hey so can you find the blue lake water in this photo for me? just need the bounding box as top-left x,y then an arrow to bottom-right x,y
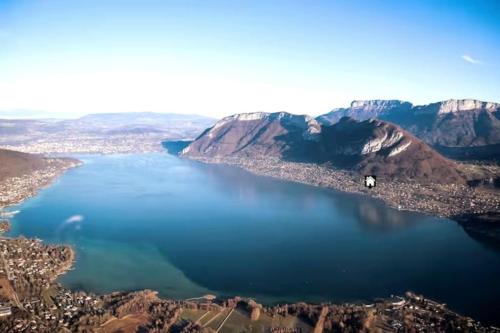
6,153 -> 500,324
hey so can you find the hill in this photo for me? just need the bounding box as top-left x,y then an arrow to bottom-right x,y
0,148 -> 80,207
0,149 -> 51,180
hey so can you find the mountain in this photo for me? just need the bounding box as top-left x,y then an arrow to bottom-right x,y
319,117 -> 463,183
60,112 -> 214,134
317,100 -> 413,125
182,112 -> 321,161
0,148 -> 52,180
403,100 -> 500,154
182,112 -> 463,184
317,99 -> 500,160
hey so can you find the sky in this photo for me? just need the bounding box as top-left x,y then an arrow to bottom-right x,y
0,0 -> 499,118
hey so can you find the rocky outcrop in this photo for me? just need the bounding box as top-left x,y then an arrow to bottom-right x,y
413,99 -> 500,114
317,99 -> 500,160
405,100 -> 500,149
319,118 -> 464,183
182,113 -> 464,184
317,100 -> 413,125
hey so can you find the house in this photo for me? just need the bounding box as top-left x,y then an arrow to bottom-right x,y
364,175 -> 376,188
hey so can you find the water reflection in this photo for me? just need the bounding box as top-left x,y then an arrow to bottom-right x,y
189,160 -> 420,232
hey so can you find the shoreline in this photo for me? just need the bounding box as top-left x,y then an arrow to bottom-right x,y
0,157 -> 82,210
0,153 -> 498,331
184,154 -> 500,245
183,155 -> 500,225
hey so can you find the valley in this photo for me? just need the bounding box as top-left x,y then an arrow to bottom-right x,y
179,106 -> 500,242
0,113 -> 215,154
0,100 -> 499,332
1,154 -> 499,332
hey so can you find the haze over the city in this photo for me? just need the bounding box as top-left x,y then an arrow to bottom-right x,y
0,0 -> 499,118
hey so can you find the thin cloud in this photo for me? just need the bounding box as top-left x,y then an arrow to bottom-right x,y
56,214 -> 85,233
64,215 -> 84,224
461,54 -> 481,65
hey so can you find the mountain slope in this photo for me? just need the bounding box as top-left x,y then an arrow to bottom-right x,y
0,148 -> 50,180
182,112 -> 463,184
182,112 -> 321,161
404,100 -> 500,147
319,118 -> 463,183
317,99 -> 500,160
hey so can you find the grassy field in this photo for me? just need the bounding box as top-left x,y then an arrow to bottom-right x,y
180,307 -> 314,333
96,313 -> 151,333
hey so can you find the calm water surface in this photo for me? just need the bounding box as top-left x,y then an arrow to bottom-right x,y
7,153 -> 500,324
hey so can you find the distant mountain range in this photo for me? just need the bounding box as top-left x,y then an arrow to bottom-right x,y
182,111 -> 464,184
61,112 -> 215,134
317,99 -> 500,160
0,112 -> 215,153
0,112 -> 215,138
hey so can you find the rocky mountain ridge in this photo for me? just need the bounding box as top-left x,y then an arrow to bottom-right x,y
182,112 -> 464,184
319,118 -> 463,183
317,99 -> 500,160
414,99 -> 500,114
183,112 -> 321,161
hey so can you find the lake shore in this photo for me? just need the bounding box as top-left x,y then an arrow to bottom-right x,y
0,157 -> 82,209
0,216 -> 496,332
0,153 -> 498,331
184,155 -> 500,238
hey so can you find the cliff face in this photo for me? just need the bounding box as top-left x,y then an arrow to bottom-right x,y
317,100 -> 413,125
182,113 -> 463,184
317,99 -> 500,159
319,118 -> 463,183
413,99 -> 500,114
405,100 -> 500,148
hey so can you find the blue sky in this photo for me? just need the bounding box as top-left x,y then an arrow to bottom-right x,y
0,0 -> 499,118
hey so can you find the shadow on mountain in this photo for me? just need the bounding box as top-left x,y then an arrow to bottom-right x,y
275,132 -> 322,163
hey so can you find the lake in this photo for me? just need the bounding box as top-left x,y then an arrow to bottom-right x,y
7,153 -> 500,324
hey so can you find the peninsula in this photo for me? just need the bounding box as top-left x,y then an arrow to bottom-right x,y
0,148 -> 81,209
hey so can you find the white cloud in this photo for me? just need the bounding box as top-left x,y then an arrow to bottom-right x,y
461,54 -> 481,65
